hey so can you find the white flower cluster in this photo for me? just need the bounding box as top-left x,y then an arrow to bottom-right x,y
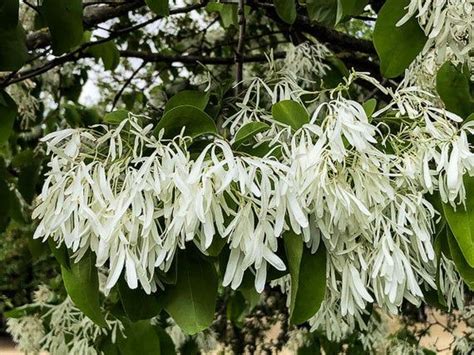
398,0 -> 474,68
7,286 -> 123,355
33,44 -> 472,338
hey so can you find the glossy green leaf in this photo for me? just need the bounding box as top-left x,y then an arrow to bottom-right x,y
104,110 -> 129,124
233,122 -> 270,148
118,320 -> 161,355
42,0 -> 84,55
87,40 -> 120,71
442,175 -> 474,267
0,91 -> 17,145
373,0 -> 427,78
284,231 -> 327,324
272,100 -> 309,131
436,61 -> 474,118
118,277 -> 163,321
164,90 -> 210,114
145,0 -> 169,16
274,0 -> 296,24
61,253 -> 107,327
154,105 -> 217,139
164,253 -> 218,334
447,228 -> 474,290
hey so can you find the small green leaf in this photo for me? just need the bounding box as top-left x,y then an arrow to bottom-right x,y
338,0 -> 369,22
274,0 -> 296,24
61,252 -> 107,327
145,0 -> 169,16
118,277 -> 163,321
118,320 -> 161,355
0,91 -> 17,144
154,105 -> 217,139
206,3 -> 238,28
233,122 -> 270,148
156,326 -> 177,355
5,304 -> 41,319
272,100 -> 309,131
87,40 -> 120,71
104,110 -> 129,124
362,98 -> 377,118
42,0 -> 84,55
164,90 -> 210,114
436,61 -> 474,119
374,0 -> 427,78
307,0 -> 338,26
284,231 -> 327,324
164,252 -> 218,334
447,228 -> 474,290
442,175 -> 474,267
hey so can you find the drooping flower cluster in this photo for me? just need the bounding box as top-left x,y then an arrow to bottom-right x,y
6,286 -> 123,355
33,43 -> 473,339
398,0 -> 474,69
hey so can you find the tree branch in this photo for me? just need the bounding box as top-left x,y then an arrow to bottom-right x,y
235,0 -> 246,95
112,60 -> 147,109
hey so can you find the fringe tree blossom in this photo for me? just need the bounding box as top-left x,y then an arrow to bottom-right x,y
33,44 -> 472,339
7,286 -> 123,355
398,0 -> 474,68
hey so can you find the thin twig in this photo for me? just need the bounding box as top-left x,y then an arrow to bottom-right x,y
111,61 -> 147,110
235,0 -> 246,95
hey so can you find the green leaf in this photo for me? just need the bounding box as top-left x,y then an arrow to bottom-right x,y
118,320 -> 161,355
373,0 -> 427,78
436,61 -> 474,118
154,105 -> 217,139
48,240 -> 70,269
145,0 -> 169,16
87,40 -> 120,71
206,3 -> 238,28
5,304 -> 41,319
156,326 -> 177,355
447,228 -> 474,290
0,91 -> 17,144
61,252 -> 107,327
233,122 -> 270,148
164,252 -> 218,334
307,0 -> 338,26
272,100 -> 309,131
339,0 -> 369,21
118,277 -> 163,321
42,0 -> 84,55
0,0 -> 28,71
0,0 -> 19,30
442,175 -> 474,268
362,98 -> 377,118
104,110 -> 129,124
274,0 -> 296,24
0,24 -> 28,71
164,90 -> 210,114
283,231 -> 327,324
